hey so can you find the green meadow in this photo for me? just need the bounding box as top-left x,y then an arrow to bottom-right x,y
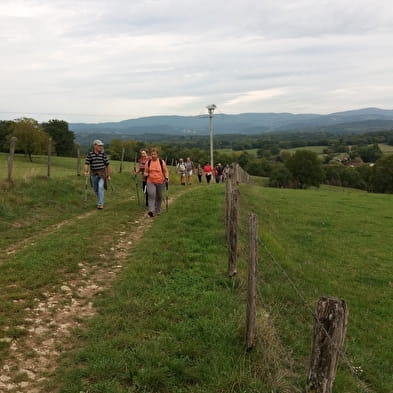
0,153 -> 392,392
379,143 -> 393,154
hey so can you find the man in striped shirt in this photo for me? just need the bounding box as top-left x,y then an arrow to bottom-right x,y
84,139 -> 111,209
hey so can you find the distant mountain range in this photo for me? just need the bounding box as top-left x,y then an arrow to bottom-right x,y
70,107 -> 393,143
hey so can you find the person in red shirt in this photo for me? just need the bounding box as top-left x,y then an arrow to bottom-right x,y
203,162 -> 213,184
144,148 -> 169,217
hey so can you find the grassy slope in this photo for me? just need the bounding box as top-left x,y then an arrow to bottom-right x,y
53,185 -> 289,393
1,154 -> 392,392
240,184 -> 393,392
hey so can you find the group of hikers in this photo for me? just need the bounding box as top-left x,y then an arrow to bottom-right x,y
175,158 -> 228,185
84,139 -> 228,217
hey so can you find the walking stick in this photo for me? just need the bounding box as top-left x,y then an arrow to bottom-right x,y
134,153 -> 140,205
108,178 -> 115,192
84,175 -> 88,204
165,180 -> 169,212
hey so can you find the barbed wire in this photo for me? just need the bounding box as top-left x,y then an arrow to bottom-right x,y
225,170 -> 373,393
257,234 -> 373,393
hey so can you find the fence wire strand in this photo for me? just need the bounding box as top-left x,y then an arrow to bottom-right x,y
225,169 -> 373,393
257,229 -> 373,393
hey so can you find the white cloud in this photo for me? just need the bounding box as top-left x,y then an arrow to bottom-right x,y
1,0 -> 393,122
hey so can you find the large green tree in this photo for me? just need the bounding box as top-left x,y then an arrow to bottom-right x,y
285,150 -> 324,188
0,120 -> 13,152
12,118 -> 49,162
41,119 -> 75,156
108,139 -> 141,161
370,154 -> 393,193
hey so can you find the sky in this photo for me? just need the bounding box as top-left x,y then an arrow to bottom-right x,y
1,0 -> 393,123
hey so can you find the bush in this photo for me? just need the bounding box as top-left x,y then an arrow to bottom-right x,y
269,166 -> 293,188
370,154 -> 393,193
285,150 -> 324,188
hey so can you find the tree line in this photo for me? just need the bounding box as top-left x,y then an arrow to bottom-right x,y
2,117 -> 393,193
0,118 -> 75,161
266,149 -> 393,194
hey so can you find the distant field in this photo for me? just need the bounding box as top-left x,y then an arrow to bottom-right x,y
217,146 -> 328,156
216,148 -> 258,156
379,143 -> 393,154
283,145 -> 327,154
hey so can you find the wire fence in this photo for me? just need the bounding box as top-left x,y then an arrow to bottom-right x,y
225,163 -> 374,393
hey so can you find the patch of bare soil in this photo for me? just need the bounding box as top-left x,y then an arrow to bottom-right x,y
0,191 -> 184,392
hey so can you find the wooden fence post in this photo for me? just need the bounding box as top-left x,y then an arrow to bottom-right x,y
76,144 -> 81,176
225,168 -> 233,242
306,296 -> 348,393
47,137 -> 52,178
228,188 -> 239,277
119,145 -> 125,173
7,136 -> 17,182
246,213 -> 258,350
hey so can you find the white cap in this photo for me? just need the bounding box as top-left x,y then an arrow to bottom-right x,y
93,139 -> 104,146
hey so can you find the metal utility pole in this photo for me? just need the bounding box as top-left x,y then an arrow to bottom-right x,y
207,104 -> 216,168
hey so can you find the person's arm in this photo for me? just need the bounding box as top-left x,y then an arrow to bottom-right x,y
106,164 -> 111,180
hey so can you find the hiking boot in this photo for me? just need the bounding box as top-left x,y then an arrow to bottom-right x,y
148,211 -> 154,217
97,205 -> 104,209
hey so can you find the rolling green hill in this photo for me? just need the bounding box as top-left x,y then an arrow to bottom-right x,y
0,157 -> 392,392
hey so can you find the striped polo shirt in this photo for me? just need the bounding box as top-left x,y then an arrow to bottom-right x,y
85,151 -> 109,172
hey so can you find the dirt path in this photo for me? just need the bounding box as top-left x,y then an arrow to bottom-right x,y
0,192 -> 185,392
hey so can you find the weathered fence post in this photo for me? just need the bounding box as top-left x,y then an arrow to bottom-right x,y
7,136 -> 17,182
47,137 -> 52,178
306,296 -> 348,393
225,167 -> 233,242
119,145 -> 125,173
246,213 -> 258,351
76,143 -> 81,176
228,188 -> 239,277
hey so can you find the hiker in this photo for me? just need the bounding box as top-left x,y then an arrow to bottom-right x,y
176,158 -> 186,185
144,147 -> 169,217
84,139 -> 111,209
134,149 -> 150,206
223,164 -> 230,182
196,163 -> 203,184
203,162 -> 213,184
215,162 -> 224,183
185,157 -> 194,185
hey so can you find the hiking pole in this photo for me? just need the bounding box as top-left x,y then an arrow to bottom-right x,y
165,180 -> 169,212
108,178 -> 115,192
84,175 -> 88,204
134,153 -> 140,205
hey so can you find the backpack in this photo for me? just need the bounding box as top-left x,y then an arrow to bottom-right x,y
146,159 -> 166,178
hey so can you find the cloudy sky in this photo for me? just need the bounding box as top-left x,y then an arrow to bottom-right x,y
1,0 -> 393,123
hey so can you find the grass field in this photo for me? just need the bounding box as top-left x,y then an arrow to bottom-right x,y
379,143 -> 393,154
0,154 -> 392,392
239,184 -> 393,392
217,146 -> 327,156
282,145 -> 327,154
